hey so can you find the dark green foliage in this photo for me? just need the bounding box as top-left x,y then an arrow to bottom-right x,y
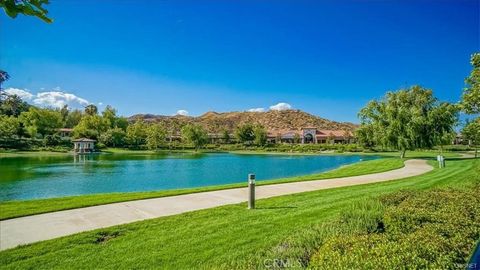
0,94 -> 30,116
462,53 -> 480,114
309,187 -> 480,269
358,86 -> 458,158
235,123 -> 255,145
0,0 -> 52,23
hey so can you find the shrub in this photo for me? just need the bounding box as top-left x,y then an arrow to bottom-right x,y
309,187 -> 480,269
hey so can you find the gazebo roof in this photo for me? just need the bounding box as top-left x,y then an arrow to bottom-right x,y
72,138 -> 96,142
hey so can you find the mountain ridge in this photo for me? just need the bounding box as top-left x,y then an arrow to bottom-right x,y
129,110 -> 357,133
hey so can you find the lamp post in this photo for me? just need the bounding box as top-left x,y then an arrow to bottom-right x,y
248,174 -> 255,209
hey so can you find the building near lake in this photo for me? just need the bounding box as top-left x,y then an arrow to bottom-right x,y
266,128 -> 354,144
73,138 -> 96,154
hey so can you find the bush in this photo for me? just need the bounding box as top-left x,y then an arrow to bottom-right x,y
309,187 -> 480,269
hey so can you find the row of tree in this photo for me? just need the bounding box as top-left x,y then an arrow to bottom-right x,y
0,91 -> 272,150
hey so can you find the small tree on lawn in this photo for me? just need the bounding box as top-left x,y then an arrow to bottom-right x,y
462,118 -> 480,158
146,123 -> 167,150
253,125 -> 267,146
358,86 -> 458,158
235,124 -> 255,145
181,124 -> 208,151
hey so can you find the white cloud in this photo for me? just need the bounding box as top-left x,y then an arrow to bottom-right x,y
4,88 -> 34,100
176,109 -> 189,116
3,87 -> 90,109
247,108 -> 265,112
98,102 -> 103,106
33,91 -> 89,108
269,102 -> 292,111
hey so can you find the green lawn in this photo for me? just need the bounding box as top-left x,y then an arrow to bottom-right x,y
1,158 -> 478,269
0,158 -> 404,220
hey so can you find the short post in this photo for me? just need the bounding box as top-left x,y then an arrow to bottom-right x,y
248,173 -> 255,209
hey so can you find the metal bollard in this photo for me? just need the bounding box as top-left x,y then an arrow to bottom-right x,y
248,174 -> 255,209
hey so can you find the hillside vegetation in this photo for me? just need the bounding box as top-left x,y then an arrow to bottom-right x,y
130,109 -> 357,133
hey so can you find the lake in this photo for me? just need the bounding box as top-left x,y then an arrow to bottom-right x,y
0,153 -> 379,201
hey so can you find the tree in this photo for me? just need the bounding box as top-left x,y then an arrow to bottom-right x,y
126,120 -> 147,148
99,127 -> 126,147
0,115 -> 20,139
115,117 -> 129,131
102,105 -> 117,128
461,53 -> 480,114
235,124 -> 255,145
358,86 -> 458,158
429,102 -> 459,154
221,129 -> 231,144
462,118 -> 480,158
73,115 -> 109,139
181,124 -> 208,151
1,0 -> 52,23
253,125 -> 267,146
146,124 -> 167,150
59,105 -> 69,124
65,109 -> 83,128
0,94 -> 30,116
84,104 -> 98,116
19,107 -> 62,138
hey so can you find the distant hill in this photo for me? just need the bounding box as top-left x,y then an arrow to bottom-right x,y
129,110 -> 357,133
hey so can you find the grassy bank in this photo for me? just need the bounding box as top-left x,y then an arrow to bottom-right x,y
0,158 -> 404,220
0,159 -> 478,269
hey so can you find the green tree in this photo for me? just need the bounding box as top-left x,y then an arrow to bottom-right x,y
0,115 -> 20,139
115,117 -> 129,131
73,115 -> 109,139
19,107 -> 62,138
181,124 -> 208,151
126,120 -> 147,148
462,118 -> 480,158
0,94 -> 30,116
429,102 -> 459,154
1,0 -> 52,23
235,124 -> 255,145
146,124 -> 167,150
84,104 -> 98,116
99,127 -> 126,147
461,53 -> 480,114
358,86 -> 457,158
65,109 -> 83,128
102,105 -> 117,128
221,129 -> 231,144
59,105 -> 69,124
253,125 -> 267,146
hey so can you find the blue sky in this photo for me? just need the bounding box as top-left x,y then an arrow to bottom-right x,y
1,0 -> 478,122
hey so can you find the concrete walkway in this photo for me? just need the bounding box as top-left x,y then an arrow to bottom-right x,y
0,159 -> 432,250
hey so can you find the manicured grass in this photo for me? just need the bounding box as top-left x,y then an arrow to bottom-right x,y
1,159 -> 478,269
0,158 -> 404,220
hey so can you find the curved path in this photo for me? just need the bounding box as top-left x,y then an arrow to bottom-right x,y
0,159 -> 432,250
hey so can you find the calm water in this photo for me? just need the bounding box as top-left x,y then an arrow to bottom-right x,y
0,153 -> 379,201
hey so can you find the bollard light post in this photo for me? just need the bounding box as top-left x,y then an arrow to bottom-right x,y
248,173 -> 255,209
